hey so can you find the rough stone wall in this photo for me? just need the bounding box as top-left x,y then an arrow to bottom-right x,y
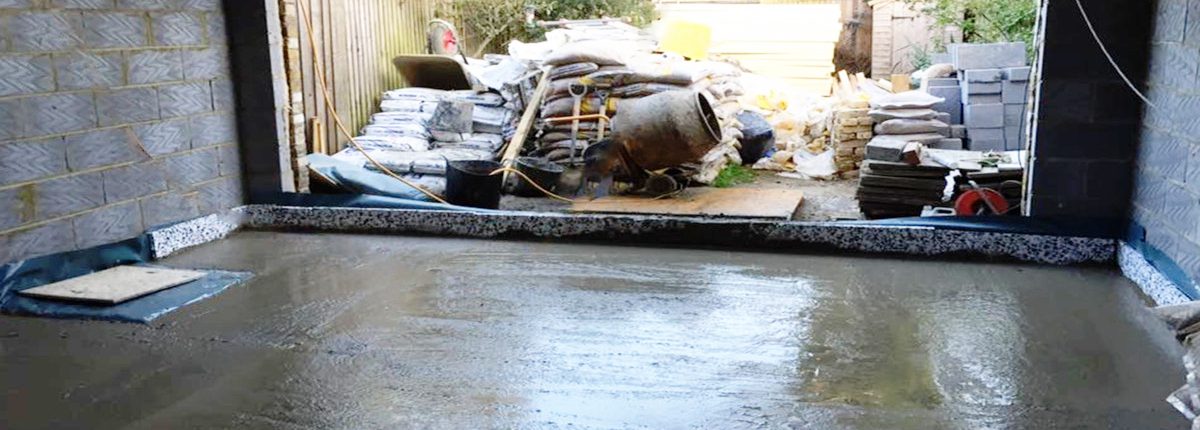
1129,0 -> 1200,292
0,0 -> 241,265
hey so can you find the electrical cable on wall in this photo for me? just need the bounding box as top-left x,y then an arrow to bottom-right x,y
1073,0 -> 1159,110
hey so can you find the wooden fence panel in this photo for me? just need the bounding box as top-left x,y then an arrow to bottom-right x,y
287,0 -> 442,156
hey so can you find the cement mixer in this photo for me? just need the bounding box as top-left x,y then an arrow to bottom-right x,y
583,90 -> 723,197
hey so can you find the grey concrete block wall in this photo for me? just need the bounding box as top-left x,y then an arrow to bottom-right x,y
1129,0 -> 1200,281
0,0 -> 242,265
1029,0 -> 1152,217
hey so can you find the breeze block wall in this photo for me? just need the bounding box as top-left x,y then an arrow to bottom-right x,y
1128,0 -> 1200,297
1028,0 -> 1153,218
0,0 -> 241,265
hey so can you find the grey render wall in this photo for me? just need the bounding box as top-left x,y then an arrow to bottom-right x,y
1028,0 -> 1153,218
1129,0 -> 1200,295
0,0 -> 242,265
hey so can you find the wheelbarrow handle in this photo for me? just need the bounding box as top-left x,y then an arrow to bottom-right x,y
545,114 -> 609,141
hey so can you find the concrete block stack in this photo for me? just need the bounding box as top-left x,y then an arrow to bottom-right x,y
925,43 -> 1030,152
831,103 -> 873,174
1001,66 -> 1031,150
926,78 -> 962,126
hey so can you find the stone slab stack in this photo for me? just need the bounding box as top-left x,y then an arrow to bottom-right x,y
857,160 -> 953,219
865,91 -> 954,151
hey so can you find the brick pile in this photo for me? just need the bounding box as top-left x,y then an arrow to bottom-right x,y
830,101 -> 872,176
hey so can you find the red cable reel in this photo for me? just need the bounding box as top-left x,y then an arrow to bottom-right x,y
954,188 -> 1010,216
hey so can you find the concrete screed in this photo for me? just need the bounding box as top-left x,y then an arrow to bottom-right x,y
0,231 -> 1186,429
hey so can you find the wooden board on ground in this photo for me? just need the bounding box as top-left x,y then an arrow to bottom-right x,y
571,188 -> 805,220
19,266 -> 207,305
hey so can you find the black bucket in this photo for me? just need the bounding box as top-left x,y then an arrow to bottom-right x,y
512,157 -> 564,197
445,160 -> 503,209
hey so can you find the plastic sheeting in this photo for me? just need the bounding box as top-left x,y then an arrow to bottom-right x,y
0,236 -> 251,323
309,153 -> 437,201
1127,220 -> 1199,300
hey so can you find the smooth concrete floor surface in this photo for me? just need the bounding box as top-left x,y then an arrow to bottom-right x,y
0,232 -> 1187,429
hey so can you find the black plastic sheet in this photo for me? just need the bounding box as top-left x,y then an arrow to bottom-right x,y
0,235 -> 251,324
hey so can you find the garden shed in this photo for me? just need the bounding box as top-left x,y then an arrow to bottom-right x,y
868,0 -> 946,77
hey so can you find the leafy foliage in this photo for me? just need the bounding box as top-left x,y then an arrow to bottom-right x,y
438,0 -> 658,56
713,165 -> 756,189
904,0 -> 1038,61
909,42 -> 934,71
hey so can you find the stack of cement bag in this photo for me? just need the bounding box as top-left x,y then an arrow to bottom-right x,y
532,43 -> 631,164
331,87 -> 517,193
530,41 -> 748,181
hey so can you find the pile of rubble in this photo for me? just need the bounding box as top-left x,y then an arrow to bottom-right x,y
740,75 -> 834,176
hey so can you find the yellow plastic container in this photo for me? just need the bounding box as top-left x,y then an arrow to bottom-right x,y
659,20 -> 712,60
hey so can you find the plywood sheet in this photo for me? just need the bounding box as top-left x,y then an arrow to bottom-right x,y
571,188 -> 804,219
19,266 -> 207,305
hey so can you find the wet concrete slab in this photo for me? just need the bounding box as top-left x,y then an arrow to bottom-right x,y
0,231 -> 1187,429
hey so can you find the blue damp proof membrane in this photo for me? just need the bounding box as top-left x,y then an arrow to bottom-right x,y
844,215 -> 1123,238
0,236 -> 252,324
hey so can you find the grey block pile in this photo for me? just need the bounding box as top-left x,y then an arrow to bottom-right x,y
927,82 -> 962,125
924,43 -> 1030,152
1001,66 -> 1031,151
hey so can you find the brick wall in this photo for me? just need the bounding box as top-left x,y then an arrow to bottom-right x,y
0,0 -> 241,265
1129,0 -> 1200,293
1028,0 -> 1153,217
